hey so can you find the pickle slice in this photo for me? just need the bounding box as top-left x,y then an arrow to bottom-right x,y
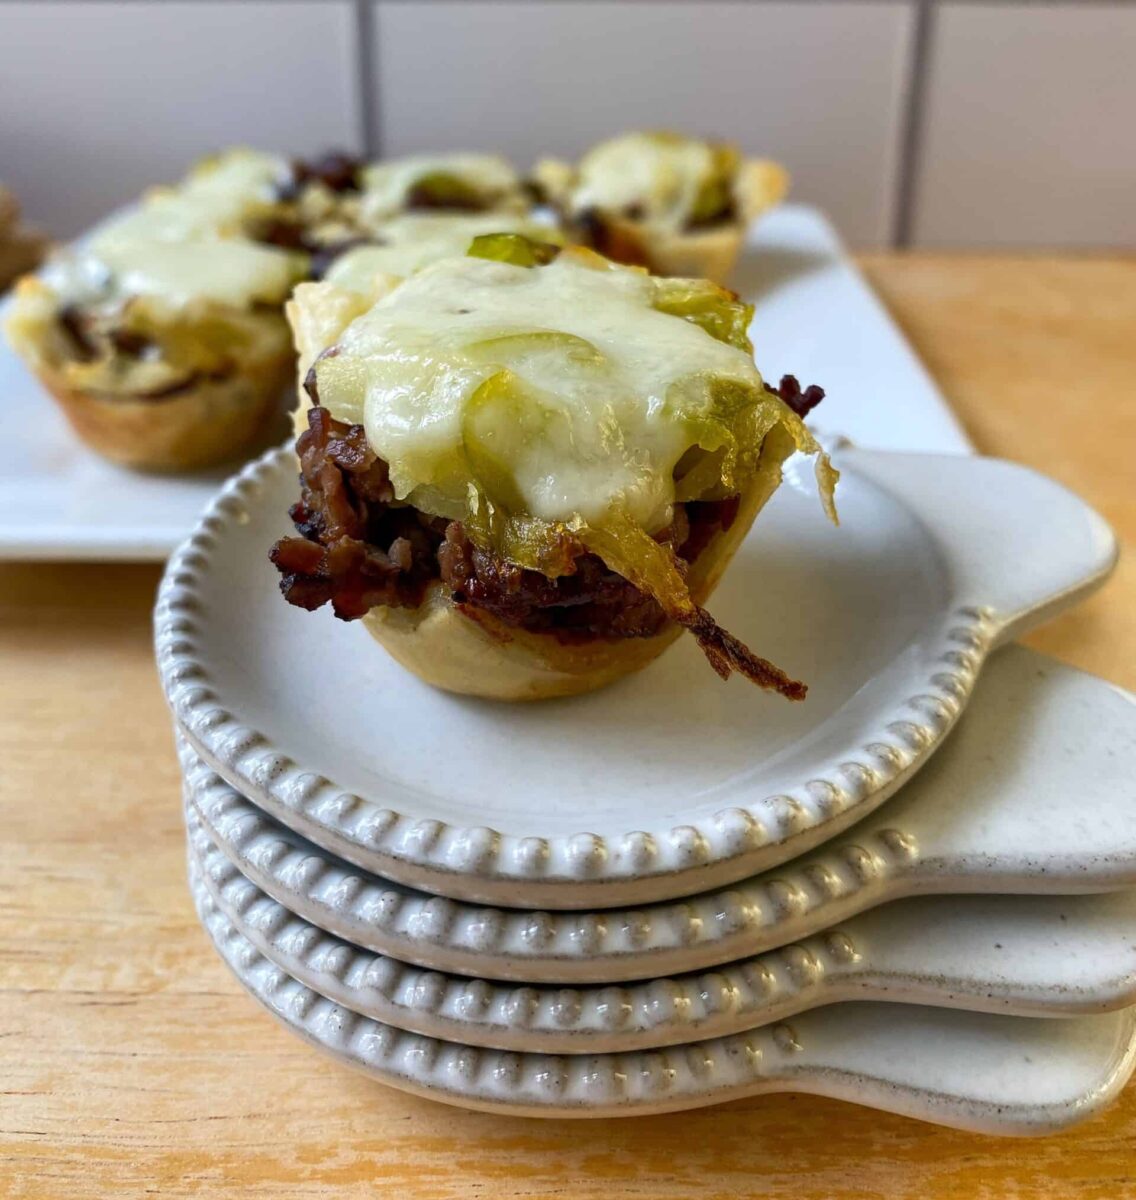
405,171 -> 485,210
464,330 -> 607,372
466,232 -> 562,268
689,144 -> 741,225
651,279 -> 753,352
460,369 -> 540,514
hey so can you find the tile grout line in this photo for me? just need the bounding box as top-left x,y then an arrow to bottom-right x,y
891,0 -> 936,249
354,0 -> 380,159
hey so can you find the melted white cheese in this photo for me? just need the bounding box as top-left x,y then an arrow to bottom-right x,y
316,252 -> 761,531
325,213 -> 557,294
49,151 -> 297,310
84,238 -> 301,309
359,154 -> 523,223
184,148 -> 285,201
94,149 -> 285,247
570,133 -> 715,229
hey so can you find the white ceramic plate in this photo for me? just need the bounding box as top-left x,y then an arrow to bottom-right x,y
158,439 -> 1115,908
187,829 -> 1136,1055
190,879 -> 1136,1128
181,645 -> 1136,983
0,205 -> 968,562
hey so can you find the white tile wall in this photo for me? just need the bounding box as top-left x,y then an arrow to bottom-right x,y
0,2 -> 1131,250
372,1 -> 916,247
913,5 -> 1136,248
0,2 -> 362,239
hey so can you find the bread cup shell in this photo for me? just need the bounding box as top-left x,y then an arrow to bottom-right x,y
34,358 -> 292,472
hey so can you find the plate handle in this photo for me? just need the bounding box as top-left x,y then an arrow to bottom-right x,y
836,449 -> 1117,647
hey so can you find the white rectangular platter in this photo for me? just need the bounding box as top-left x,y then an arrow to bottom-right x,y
0,204 -> 971,561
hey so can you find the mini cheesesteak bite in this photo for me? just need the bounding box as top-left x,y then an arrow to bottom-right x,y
4,149 -> 316,470
271,234 -> 836,701
534,132 -> 788,281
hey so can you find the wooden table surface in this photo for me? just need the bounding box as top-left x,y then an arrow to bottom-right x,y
2,254 -> 1134,1198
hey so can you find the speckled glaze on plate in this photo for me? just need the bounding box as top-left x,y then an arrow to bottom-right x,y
189,877 -> 1136,1128
155,439 -> 1115,908
187,829 -> 1136,1055
181,645 -> 1136,984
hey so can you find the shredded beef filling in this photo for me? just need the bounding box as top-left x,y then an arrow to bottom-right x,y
58,304 -> 99,362
271,405 -> 729,635
270,411 -> 444,619
271,405 -> 811,697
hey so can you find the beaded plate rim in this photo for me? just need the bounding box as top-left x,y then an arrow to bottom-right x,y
189,870 -> 1136,1127
187,821 -> 1136,1055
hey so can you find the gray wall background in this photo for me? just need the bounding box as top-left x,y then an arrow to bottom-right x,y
1,0 -> 1132,249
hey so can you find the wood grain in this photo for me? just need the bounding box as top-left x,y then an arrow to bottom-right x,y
859,254 -> 1136,692
2,254 -> 1134,1198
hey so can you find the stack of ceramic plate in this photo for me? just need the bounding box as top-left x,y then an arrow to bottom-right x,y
156,440 -> 1136,1132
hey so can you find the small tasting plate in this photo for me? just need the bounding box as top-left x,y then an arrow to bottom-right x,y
159,445 -> 1115,909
